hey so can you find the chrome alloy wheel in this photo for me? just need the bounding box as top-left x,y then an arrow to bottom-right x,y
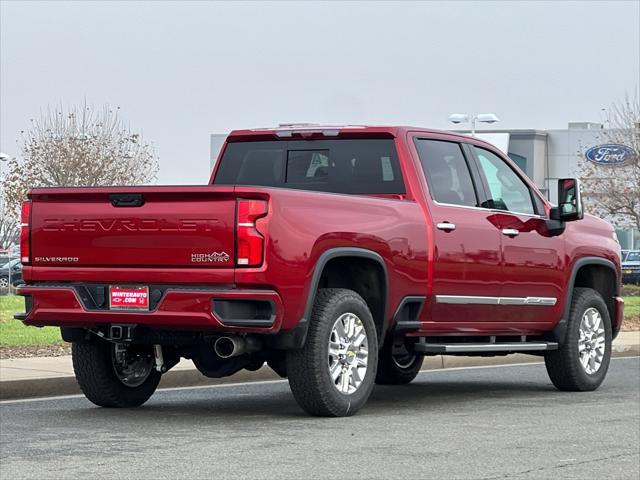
578,307 -> 606,375
0,277 -> 8,289
112,344 -> 154,387
328,312 -> 369,394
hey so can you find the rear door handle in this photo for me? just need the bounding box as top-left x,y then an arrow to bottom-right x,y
436,222 -> 456,231
502,228 -> 520,237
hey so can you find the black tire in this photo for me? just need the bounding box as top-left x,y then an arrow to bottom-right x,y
375,336 -> 423,385
72,340 -> 161,407
545,288 -> 612,391
286,288 -> 378,417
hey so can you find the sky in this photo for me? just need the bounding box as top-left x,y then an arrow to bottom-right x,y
1,0 -> 639,184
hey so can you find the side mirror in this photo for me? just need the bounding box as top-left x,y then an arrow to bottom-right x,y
551,178 -> 584,222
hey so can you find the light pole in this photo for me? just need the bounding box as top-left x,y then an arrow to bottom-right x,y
448,113 -> 500,136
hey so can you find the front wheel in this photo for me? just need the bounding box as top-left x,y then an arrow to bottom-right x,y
545,288 -> 612,391
72,340 -> 161,407
286,288 -> 378,417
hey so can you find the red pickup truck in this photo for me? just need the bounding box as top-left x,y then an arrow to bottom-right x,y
15,125 -> 623,416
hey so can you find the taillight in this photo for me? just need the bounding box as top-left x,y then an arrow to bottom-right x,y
236,199 -> 268,267
20,200 -> 31,265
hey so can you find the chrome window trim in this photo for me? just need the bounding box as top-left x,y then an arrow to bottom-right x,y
436,295 -> 557,306
431,199 -> 547,220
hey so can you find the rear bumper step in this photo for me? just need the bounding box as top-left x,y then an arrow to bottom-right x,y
414,341 -> 558,354
15,284 -> 283,333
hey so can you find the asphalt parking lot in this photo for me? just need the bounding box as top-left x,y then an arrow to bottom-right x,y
1,357 -> 639,480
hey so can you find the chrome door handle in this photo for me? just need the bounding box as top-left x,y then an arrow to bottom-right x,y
502,228 -> 520,237
436,222 -> 456,231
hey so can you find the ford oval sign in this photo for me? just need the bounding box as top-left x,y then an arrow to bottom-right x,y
584,144 -> 635,166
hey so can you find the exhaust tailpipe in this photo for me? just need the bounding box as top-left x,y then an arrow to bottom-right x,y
214,336 -> 261,359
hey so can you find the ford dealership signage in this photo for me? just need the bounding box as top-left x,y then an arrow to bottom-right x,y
584,144 -> 635,166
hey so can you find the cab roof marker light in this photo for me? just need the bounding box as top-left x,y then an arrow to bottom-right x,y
321,129 -> 340,137
275,128 -> 329,138
275,130 -> 294,138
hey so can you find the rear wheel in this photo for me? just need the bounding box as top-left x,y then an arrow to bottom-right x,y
545,288 -> 612,391
72,340 -> 161,407
286,288 -> 378,416
375,336 -> 423,385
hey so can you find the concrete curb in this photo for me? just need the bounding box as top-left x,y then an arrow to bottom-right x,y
2,346 -> 637,401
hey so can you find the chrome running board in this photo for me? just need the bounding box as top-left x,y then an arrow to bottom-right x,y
414,341 -> 558,354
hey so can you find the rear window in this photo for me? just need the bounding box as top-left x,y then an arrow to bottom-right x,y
213,139 -> 405,194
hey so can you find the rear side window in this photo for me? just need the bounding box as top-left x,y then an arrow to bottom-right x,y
414,139 -> 478,207
214,139 -> 405,194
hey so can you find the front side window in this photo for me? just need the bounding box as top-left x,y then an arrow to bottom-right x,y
474,147 -> 536,215
414,139 -> 478,207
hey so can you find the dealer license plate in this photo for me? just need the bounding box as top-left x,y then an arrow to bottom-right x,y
109,286 -> 150,311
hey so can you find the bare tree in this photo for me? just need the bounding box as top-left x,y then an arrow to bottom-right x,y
0,211 -> 19,250
0,154 -> 19,249
3,102 -> 159,217
578,93 -> 640,229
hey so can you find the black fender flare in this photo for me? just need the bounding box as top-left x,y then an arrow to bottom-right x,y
549,256 -> 619,344
270,247 -> 389,350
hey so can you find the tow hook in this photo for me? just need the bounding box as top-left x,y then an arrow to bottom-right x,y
154,344 -> 165,372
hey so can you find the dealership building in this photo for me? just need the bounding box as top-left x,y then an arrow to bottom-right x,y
211,122 -> 639,250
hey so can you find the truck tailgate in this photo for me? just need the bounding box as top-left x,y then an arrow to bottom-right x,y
29,186 -> 237,268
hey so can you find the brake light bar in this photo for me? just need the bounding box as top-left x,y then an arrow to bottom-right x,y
275,128 -> 340,138
236,199 -> 268,267
20,200 -> 31,264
